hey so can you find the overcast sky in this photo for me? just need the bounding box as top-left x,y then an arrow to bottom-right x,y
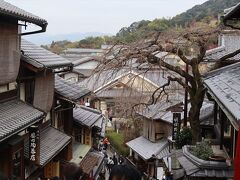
7,0 -> 208,35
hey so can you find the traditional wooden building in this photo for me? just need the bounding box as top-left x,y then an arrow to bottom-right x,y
171,5 -> 240,179
0,1 -> 49,179
19,39 -> 74,179
201,59 -> 240,180
126,94 -> 216,179
126,98 -> 182,179
78,68 -> 181,119
54,76 -> 105,179
73,106 -> 106,148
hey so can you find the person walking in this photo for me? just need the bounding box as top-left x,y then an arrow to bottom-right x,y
112,152 -> 118,165
103,137 -> 109,150
118,155 -> 124,165
108,157 -> 114,172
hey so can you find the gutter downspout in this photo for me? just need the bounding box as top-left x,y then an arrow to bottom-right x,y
20,23 -> 48,36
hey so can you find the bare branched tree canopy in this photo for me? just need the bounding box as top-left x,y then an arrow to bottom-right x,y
95,26 -> 240,143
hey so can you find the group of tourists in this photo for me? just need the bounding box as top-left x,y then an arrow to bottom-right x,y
105,153 -> 125,172
97,137 -> 142,180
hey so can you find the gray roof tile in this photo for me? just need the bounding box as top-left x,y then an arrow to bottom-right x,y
138,98 -> 214,126
55,75 -> 91,101
137,94 -> 184,123
177,156 -> 199,175
0,0 -> 47,27
25,126 -> 71,166
96,87 -> 146,98
21,39 -> 72,69
204,62 -> 240,129
0,99 -> 44,142
126,136 -> 168,160
73,106 -> 105,128
78,69 -> 177,93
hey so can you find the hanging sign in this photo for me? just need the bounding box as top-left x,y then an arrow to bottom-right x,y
28,125 -> 40,164
172,113 -> 181,141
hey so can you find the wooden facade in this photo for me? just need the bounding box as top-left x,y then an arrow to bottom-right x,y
0,2 -> 74,179
0,18 -> 20,85
143,118 -> 172,142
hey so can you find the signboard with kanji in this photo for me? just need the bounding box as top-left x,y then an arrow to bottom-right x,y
28,125 -> 40,164
172,113 -> 181,141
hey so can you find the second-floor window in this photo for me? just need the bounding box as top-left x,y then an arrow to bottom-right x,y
0,82 -> 17,93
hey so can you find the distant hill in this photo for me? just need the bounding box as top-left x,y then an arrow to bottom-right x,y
25,32 -> 112,45
43,0 -> 239,52
116,0 -> 239,42
170,0 -> 239,26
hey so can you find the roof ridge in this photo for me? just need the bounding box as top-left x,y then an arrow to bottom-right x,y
79,105 -> 102,114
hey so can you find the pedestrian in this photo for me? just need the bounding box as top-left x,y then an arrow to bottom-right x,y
113,152 -> 118,165
118,155 -> 124,165
99,140 -> 103,151
103,154 -> 108,173
108,157 -> 114,172
109,164 -> 141,180
103,137 -> 109,150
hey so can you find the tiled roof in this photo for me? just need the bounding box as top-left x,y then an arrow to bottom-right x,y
0,0 -> 47,27
25,126 -> 71,166
204,33 -> 240,61
21,39 -> 72,69
64,48 -> 104,54
204,62 -> 240,130
55,75 -> 91,101
96,87 -> 146,98
73,106 -> 105,128
79,151 -> 104,175
72,56 -> 101,67
138,97 -> 214,126
71,142 -> 91,164
126,136 -> 168,160
78,69 -> 130,92
137,94 -> 184,123
78,69 -> 176,93
0,99 -> 44,142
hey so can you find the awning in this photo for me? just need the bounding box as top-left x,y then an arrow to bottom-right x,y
71,142 -> 91,164
25,126 -> 71,166
0,99 -> 44,142
126,136 -> 168,160
79,151 -> 104,177
73,106 -> 105,128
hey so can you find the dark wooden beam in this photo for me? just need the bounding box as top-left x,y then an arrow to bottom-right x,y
214,101 -> 218,125
63,101 -> 73,135
220,109 -> 226,150
21,61 -> 43,73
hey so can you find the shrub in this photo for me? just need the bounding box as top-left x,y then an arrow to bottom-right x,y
106,131 -> 129,156
175,127 -> 192,149
190,141 -> 214,160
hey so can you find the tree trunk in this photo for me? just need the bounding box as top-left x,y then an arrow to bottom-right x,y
188,88 -> 205,144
